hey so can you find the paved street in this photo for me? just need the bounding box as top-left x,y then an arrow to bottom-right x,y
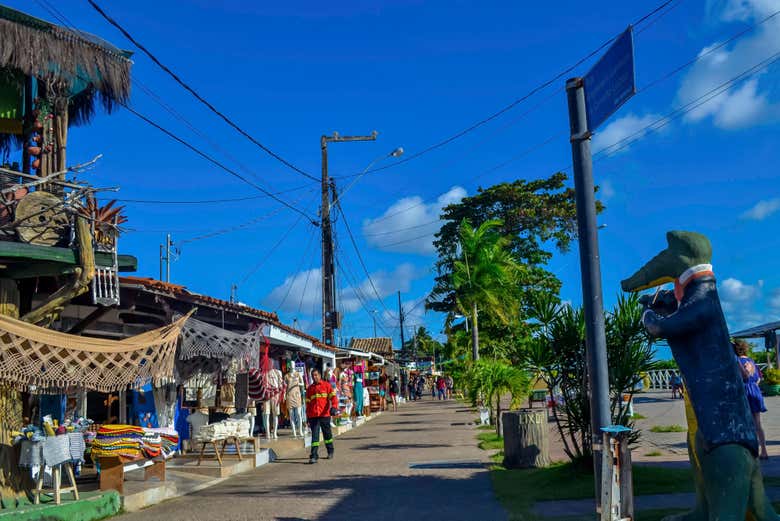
117,399 -> 506,521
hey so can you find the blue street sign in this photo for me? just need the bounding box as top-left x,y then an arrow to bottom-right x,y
584,26 -> 636,131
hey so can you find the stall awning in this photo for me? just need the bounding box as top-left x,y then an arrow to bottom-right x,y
0,313 -> 188,393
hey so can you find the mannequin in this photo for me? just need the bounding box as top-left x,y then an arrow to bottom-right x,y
284,361 -> 305,438
353,365 -> 364,418
262,367 -> 284,440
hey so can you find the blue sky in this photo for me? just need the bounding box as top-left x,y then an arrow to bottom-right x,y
12,0 -> 780,353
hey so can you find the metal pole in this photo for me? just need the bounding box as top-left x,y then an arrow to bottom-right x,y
371,311 -> 377,337
165,233 -> 172,283
566,77 -> 611,509
159,243 -> 164,281
398,291 -> 406,352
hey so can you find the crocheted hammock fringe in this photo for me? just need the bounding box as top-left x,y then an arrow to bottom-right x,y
0,312 -> 190,393
178,315 -> 261,368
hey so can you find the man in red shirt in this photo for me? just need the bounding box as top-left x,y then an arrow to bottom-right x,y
305,368 -> 339,464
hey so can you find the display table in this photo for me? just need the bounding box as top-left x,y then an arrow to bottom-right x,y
196,436 -> 242,467
99,456 -> 166,495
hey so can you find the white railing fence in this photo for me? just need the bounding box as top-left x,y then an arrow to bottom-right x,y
643,364 -> 768,391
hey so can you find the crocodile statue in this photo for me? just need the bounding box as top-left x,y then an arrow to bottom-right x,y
621,230 -> 778,520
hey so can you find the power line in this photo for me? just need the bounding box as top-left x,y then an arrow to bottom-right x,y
87,0 -> 318,182
275,226 -> 318,313
33,0 -> 318,210
336,0 -> 678,179
362,8 -> 780,229
116,185 -> 312,205
369,50 -> 780,250
119,102 -> 318,224
335,204 -> 395,318
239,214 -> 306,286
334,253 -> 394,336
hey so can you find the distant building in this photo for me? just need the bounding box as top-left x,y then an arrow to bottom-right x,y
349,337 -> 394,360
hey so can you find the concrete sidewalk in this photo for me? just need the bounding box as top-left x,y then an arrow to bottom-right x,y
115,399 -> 505,521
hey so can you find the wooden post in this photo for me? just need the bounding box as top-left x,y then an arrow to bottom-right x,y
502,409 -> 550,469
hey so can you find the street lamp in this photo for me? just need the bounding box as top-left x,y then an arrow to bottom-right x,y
331,147 -> 404,209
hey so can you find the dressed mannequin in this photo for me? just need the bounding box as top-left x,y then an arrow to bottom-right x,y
262,367 -> 284,440
284,361 -> 305,438
353,366 -> 364,418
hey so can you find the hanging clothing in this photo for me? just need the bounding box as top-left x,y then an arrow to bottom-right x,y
353,373 -> 364,414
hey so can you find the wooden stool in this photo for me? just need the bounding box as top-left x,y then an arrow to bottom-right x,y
196,439 -> 224,467
219,436 -> 243,462
34,464 -> 79,505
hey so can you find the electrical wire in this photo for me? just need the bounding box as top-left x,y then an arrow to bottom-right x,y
336,0 -> 678,179
363,8 -> 780,229
119,102 -> 318,224
275,226 -> 318,313
87,0 -> 318,182
239,213 -> 306,286
369,50 -> 780,250
334,204 -> 395,318
33,0 -> 320,209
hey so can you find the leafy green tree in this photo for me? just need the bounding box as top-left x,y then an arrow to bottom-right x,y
400,326 -> 443,360
448,218 -> 520,360
429,173 -> 591,318
466,358 -> 530,436
524,295 -> 655,466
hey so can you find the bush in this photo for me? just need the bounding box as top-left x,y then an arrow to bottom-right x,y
763,368 -> 780,385
650,425 -> 686,433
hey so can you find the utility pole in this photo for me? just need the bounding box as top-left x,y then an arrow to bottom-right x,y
397,290 -> 405,354
230,284 -> 238,304
159,233 -> 173,282
321,131 -> 378,346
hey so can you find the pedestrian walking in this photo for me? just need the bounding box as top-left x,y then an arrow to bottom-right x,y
305,369 -> 339,464
733,339 -> 770,459
671,372 -> 683,399
389,376 -> 400,412
437,376 -> 446,400
416,376 -> 424,400
446,374 -> 454,399
407,378 -> 415,401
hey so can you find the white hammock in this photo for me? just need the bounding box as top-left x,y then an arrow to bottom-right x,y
177,315 -> 261,369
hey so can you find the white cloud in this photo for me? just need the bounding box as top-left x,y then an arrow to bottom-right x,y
362,186 -> 467,255
265,268 -> 322,315
678,0 -> 780,129
720,277 -> 763,305
741,197 -> 780,220
265,263 -> 425,315
592,114 -> 661,155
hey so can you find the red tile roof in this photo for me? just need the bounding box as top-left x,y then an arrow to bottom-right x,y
119,277 -> 339,352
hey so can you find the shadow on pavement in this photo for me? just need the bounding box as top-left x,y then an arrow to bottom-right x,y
198,474 -> 506,520
353,443 -> 452,451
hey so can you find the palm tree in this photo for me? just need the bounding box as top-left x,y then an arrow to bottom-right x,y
468,359 -> 530,436
452,219 -> 519,361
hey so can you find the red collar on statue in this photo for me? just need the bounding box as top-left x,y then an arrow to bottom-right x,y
674,264 -> 714,302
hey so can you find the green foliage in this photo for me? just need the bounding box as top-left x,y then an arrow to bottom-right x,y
428,174 -> 593,360
763,368 -> 780,385
650,425 -> 687,433
400,326 -> 443,360
631,413 -> 647,420
489,463 -> 694,520
524,295 -> 656,463
477,431 -> 503,451
652,359 -> 678,370
645,451 -> 663,457
465,358 -> 531,436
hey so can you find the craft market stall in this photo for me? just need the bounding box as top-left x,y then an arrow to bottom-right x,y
0,311 -> 187,503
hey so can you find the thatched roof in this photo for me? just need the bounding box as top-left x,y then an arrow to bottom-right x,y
0,5 -> 132,126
